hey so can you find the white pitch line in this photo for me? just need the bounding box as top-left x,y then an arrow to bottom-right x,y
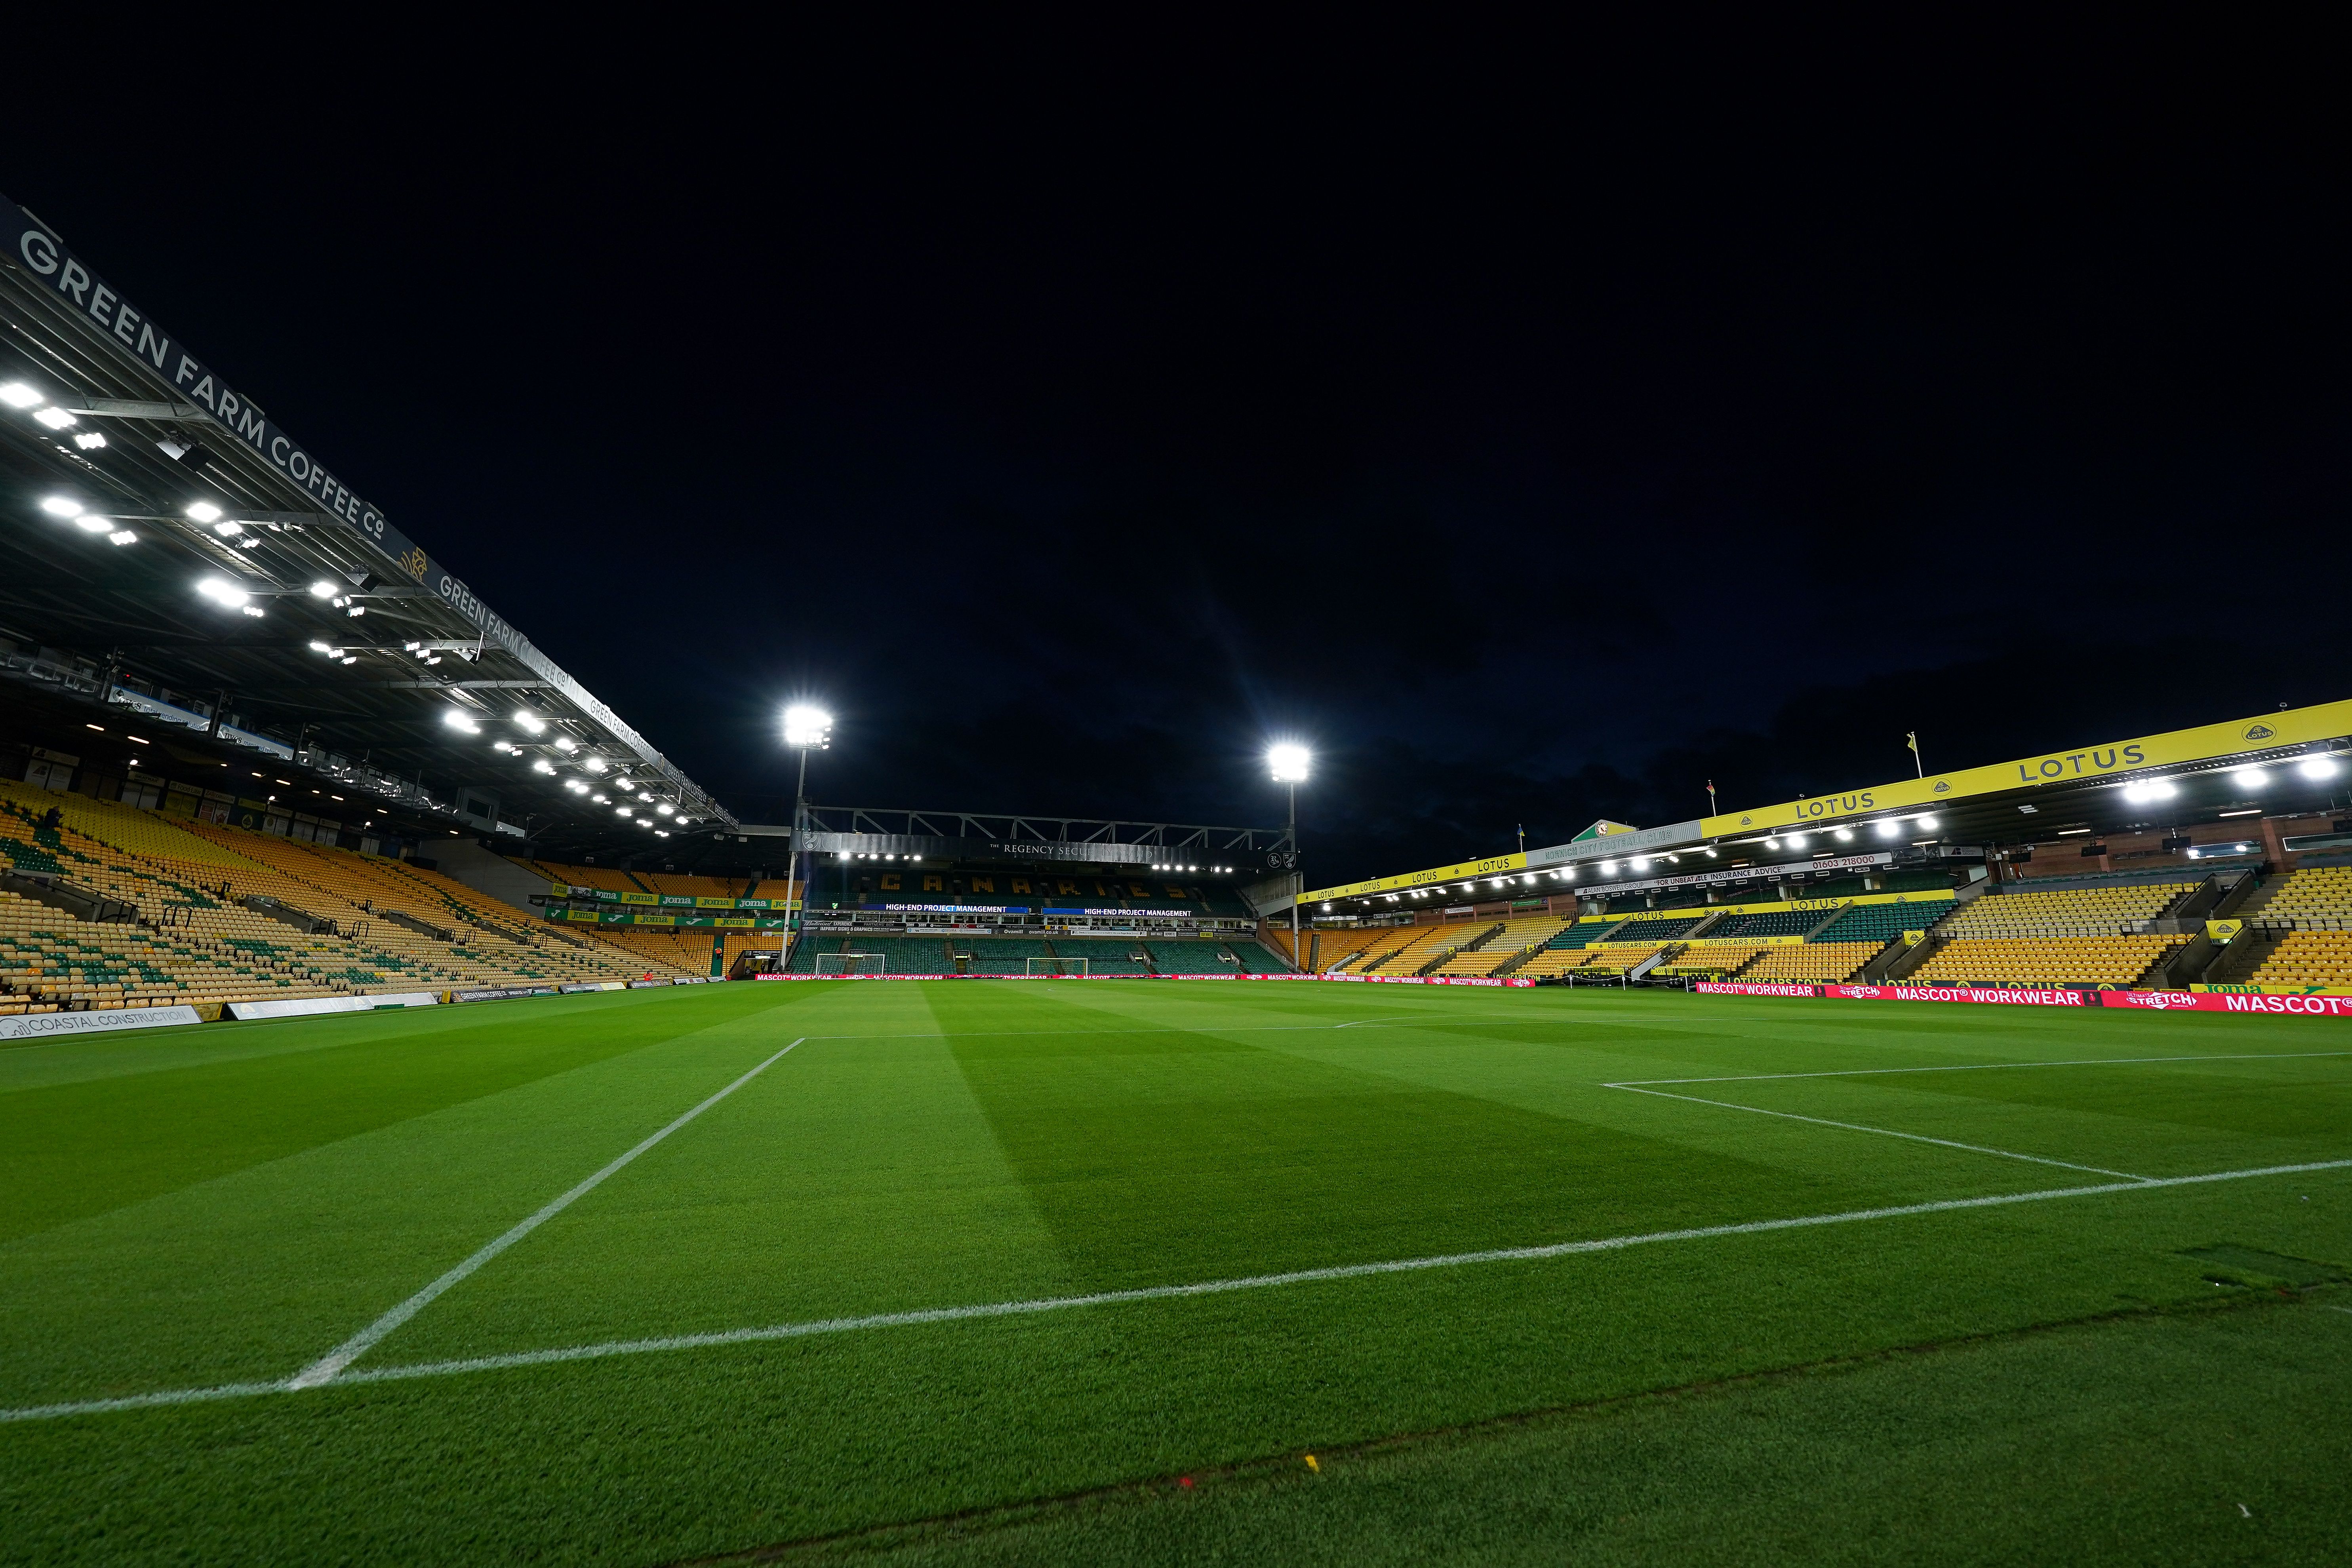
1615,1050 -> 2352,1087
6,1157 -> 2346,1426
284,1037 -> 807,1389
1607,1084 -> 2152,1181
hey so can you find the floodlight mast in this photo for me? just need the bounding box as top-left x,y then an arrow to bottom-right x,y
1268,744 -> 1310,968
782,705 -> 833,955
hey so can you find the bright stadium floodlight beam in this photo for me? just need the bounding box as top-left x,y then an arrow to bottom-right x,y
108,529 -> 135,546
0,382 -> 41,408
1267,743 -> 1310,782
73,515 -> 110,534
583,755 -> 608,773
2233,766 -> 2269,788
512,709 -> 546,733
443,710 -> 481,734
1916,816 -> 1938,831
40,496 -> 83,517
2299,755 -> 2339,780
532,759 -> 556,774
783,704 -> 833,748
1834,827 -> 1854,842
553,735 -> 577,752
309,580 -> 338,598
186,502 -> 222,523
73,430 -> 107,450
33,407 -> 76,429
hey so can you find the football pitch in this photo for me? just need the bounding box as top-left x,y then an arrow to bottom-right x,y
3,980 -> 2349,1563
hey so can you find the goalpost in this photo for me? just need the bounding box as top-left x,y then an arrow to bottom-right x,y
816,953 -> 886,976
1025,957 -> 1089,977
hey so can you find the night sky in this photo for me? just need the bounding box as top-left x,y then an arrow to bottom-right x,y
4,55 -> 2342,884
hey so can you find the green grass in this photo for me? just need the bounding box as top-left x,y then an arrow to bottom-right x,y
0,981 -> 2348,1564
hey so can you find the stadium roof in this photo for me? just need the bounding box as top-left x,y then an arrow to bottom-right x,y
1303,698 -> 2352,910
0,190 -> 732,854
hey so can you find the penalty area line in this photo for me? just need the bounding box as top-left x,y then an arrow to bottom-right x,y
1605,1083 -> 2152,1181
6,1156 -> 2348,1426
284,1036 -> 808,1390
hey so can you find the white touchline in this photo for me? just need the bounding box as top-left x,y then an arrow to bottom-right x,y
1606,1083 -> 2152,1181
283,1037 -> 808,1390
5,1157 -> 2346,1426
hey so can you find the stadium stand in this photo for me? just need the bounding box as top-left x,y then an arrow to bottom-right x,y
2238,866 -> 2352,930
0,780 -> 691,1011
1326,926 -> 1420,972
1931,883 -> 2191,939
1652,943 -> 1768,978
1145,940 -> 1238,974
966,937 -> 1051,975
1909,935 -> 2183,988
1377,923 -> 1492,975
1736,942 -> 1887,983
1604,915 -> 1710,945
1229,940 -> 1288,973
2245,930 -> 2352,988
1431,914 -> 1571,976
1811,898 -> 1956,945
1708,908 -> 1823,939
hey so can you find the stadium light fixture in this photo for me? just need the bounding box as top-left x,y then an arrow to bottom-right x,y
195,577 -> 251,607
656,803 -> 674,816
1916,816 -> 1938,831
512,710 -> 546,734
2299,755 -> 2339,780
183,501 -> 221,523
73,430 -> 107,450
39,496 -> 83,517
213,519 -> 245,537
564,780 -> 588,793
1764,836 -> 1780,849
2121,779 -> 2177,803
443,710 -> 482,735
1600,861 -> 1616,874
33,407 -> 76,429
1833,827 -> 1854,842
583,756 -> 608,773
309,581 -> 338,598
553,735 -> 577,753
533,759 -> 556,774
783,705 -> 833,749
2232,766 -> 2269,788
72,515 -> 110,534
1267,744 -> 1310,783
108,530 -> 136,546
0,382 -> 41,408
309,641 -> 333,654
1786,833 -> 1807,849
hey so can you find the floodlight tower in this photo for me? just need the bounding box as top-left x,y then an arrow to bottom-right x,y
783,704 -> 832,936
1268,743 -> 1310,969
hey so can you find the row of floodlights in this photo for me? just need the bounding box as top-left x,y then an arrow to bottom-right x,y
3,381 -> 107,448
1764,816 -> 1941,851
1153,863 -> 1234,873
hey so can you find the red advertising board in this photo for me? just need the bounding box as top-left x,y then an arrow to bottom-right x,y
2100,989 -> 2352,1016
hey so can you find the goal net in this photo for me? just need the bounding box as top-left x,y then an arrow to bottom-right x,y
816,952 -> 886,975
1025,957 -> 1089,976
